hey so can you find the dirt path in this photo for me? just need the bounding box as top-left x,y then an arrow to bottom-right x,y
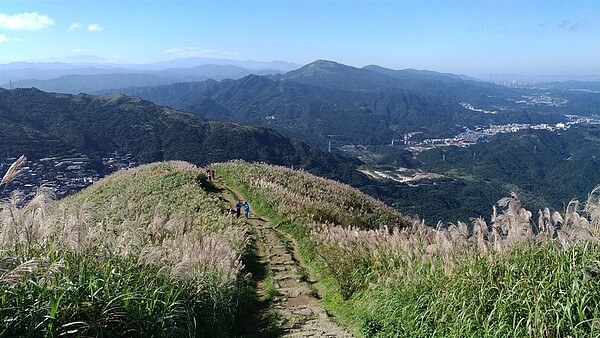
211,178 -> 354,337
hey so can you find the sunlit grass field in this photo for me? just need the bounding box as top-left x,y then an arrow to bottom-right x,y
2,157 -> 599,337
0,161 -> 253,337
215,160 -> 600,337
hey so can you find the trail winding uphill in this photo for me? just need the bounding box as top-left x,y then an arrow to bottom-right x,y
211,177 -> 354,337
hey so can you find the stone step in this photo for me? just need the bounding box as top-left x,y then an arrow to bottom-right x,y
272,274 -> 302,281
244,207 -> 354,337
269,255 -> 294,263
271,265 -> 294,272
277,286 -> 313,298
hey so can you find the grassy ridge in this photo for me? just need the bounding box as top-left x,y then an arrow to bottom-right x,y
213,160 -> 410,230
215,161 -> 600,337
213,161 -> 414,325
0,161 -> 253,337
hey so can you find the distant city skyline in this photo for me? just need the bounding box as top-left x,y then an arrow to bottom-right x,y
1,0 -> 598,79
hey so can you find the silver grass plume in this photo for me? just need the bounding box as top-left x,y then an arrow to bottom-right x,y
0,155 -> 26,189
0,258 -> 41,284
584,185 -> 600,230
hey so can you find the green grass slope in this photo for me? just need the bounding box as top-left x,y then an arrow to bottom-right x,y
215,161 -> 600,337
0,161 -> 253,337
3,158 -> 600,337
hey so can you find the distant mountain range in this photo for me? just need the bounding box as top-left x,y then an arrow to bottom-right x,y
0,57 -> 301,89
113,60 -> 587,148
3,60 -> 596,143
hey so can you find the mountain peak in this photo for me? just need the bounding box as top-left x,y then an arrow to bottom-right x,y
282,60 -> 358,81
309,59 -> 343,68
279,60 -> 402,92
302,59 -> 353,72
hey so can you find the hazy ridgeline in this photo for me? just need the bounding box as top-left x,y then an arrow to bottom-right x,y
215,161 -> 600,337
0,161 -> 252,337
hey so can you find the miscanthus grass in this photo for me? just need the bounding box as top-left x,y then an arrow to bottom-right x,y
215,161 -> 600,337
214,160 -> 410,229
0,161 -> 253,337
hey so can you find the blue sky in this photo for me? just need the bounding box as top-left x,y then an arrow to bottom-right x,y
1,0 -> 598,77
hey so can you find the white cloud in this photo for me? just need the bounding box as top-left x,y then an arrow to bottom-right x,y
0,34 -> 23,43
69,22 -> 82,32
162,47 -> 238,58
0,12 -> 54,31
87,23 -> 103,32
70,22 -> 104,32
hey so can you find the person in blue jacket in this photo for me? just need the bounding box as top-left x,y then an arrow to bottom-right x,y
243,201 -> 250,219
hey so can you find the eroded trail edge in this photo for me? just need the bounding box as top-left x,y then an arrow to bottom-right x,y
212,179 -> 353,337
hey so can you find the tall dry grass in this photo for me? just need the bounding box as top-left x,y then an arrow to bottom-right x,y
1,162 -> 249,281
318,187 -> 600,337
314,185 -> 600,276
0,160 -> 253,336
0,154 -> 26,189
214,160 -> 600,337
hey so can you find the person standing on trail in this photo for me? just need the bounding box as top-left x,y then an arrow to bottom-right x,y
235,201 -> 243,218
206,168 -> 213,181
243,201 -> 250,219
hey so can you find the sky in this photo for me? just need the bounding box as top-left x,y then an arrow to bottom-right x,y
0,0 -> 599,78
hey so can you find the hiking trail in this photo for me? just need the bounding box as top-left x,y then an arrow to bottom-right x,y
211,178 -> 354,337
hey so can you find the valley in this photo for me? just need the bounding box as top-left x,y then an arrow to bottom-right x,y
1,58 -> 599,223
358,166 -> 445,185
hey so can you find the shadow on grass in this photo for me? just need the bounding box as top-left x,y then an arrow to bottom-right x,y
201,179 -> 223,194
236,234 -> 282,338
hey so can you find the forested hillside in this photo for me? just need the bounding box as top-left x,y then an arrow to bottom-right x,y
0,88 -> 366,185
418,126 -> 600,214
354,126 -> 600,223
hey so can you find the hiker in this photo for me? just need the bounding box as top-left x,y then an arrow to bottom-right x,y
210,169 -> 216,180
206,168 -> 213,181
243,201 -> 250,219
235,201 -> 243,218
